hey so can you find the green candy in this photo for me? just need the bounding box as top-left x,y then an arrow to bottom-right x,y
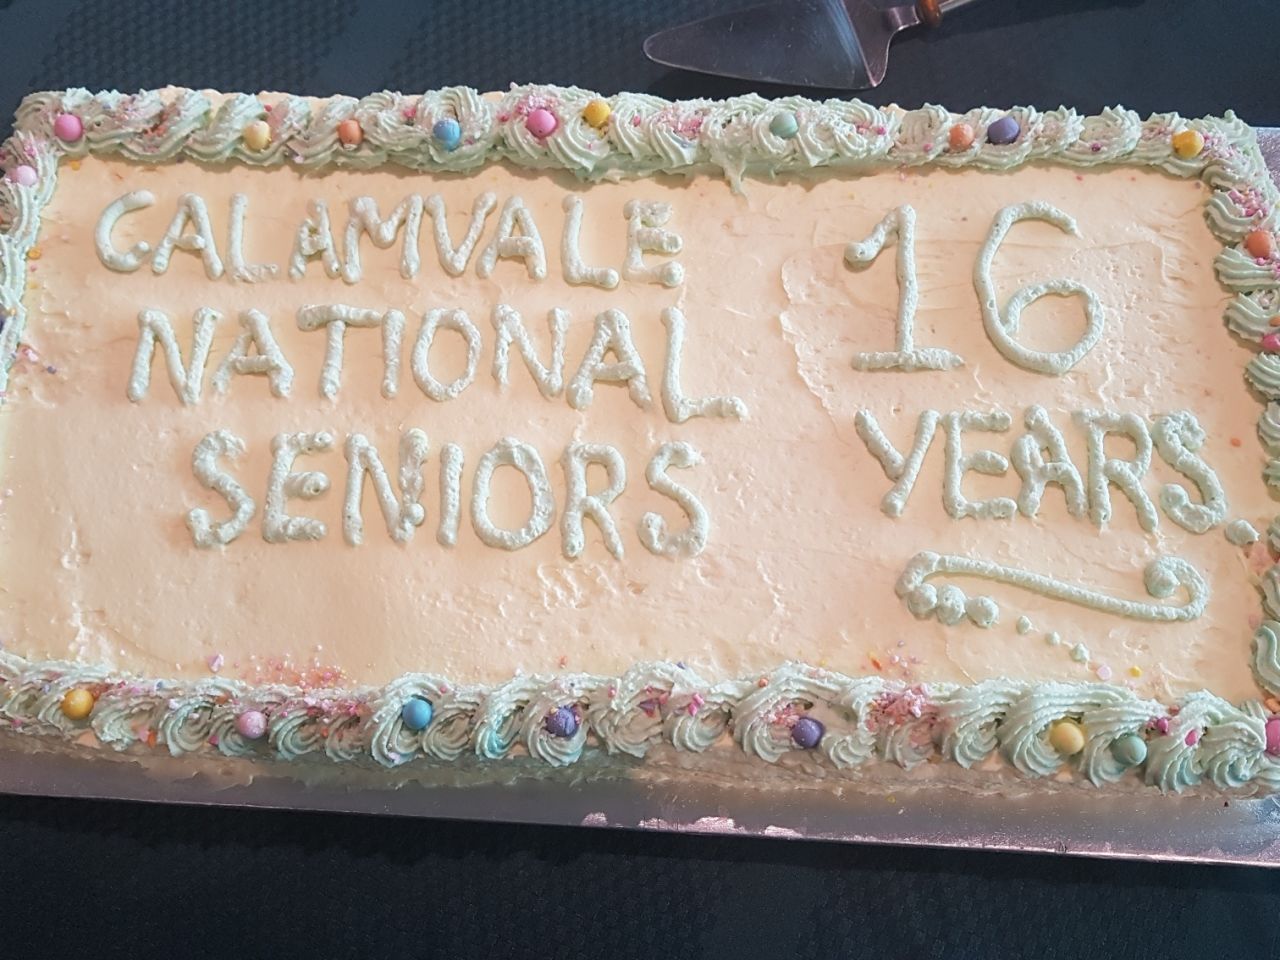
1111,733 -> 1148,767
769,111 -> 799,140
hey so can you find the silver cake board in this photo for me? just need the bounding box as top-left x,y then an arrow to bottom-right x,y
2,130 -> 1280,867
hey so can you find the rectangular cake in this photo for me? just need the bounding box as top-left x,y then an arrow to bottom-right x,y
1,84 -> 1278,796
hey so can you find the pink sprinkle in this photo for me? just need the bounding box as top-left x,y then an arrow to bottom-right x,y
208,734 -> 220,746
1155,717 -> 1171,735
1095,664 -> 1113,681
1185,729 -> 1200,746
874,125 -> 886,135
206,653 -> 224,673
688,692 -> 706,716
630,115 -> 641,127
1090,142 -> 1102,153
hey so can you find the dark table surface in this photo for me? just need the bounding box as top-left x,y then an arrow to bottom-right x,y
2,0 -> 1279,956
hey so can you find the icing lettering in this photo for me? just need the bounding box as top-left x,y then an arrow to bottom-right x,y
342,195 -> 424,283
659,307 -> 748,423
477,195 -> 547,280
263,431 -> 333,543
942,411 -> 1017,520
855,409 -> 941,518
94,190 -> 155,272
470,437 -> 555,550
297,304 -> 406,400
490,304 -> 567,399
152,193 -> 223,279
437,442 -> 463,547
342,430 -> 430,545
187,430 -> 255,548
974,202 -> 1104,376
567,308 -> 652,411
1150,411 -> 1227,534
411,308 -> 481,401
1011,405 -> 1086,518
289,199 -> 341,279
639,441 -> 708,558
426,192 -> 497,276
1076,411 -> 1159,531
623,200 -> 683,287
561,442 -> 627,559
212,308 -> 294,398
227,193 -> 279,282
845,205 -> 963,372
561,195 -> 619,289
127,307 -> 220,405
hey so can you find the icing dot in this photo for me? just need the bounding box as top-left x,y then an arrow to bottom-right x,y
1016,616 -> 1032,635
986,115 -> 1020,145
235,710 -> 267,740
582,99 -> 611,129
1049,719 -> 1085,756
1045,631 -> 1061,646
791,716 -> 824,749
769,111 -> 799,140
432,117 -> 462,151
964,595 -> 999,628
400,697 -> 433,731
59,687 -> 94,720
1171,128 -> 1205,158
947,122 -> 975,151
1266,717 -> 1280,756
1246,229 -> 1276,261
1070,642 -> 1089,663
545,705 -> 579,738
336,118 -> 364,147
525,107 -> 558,139
1110,733 -> 1147,767
52,112 -> 83,143
242,120 -> 272,152
9,165 -> 37,187
936,585 -> 966,625
1263,332 -> 1280,353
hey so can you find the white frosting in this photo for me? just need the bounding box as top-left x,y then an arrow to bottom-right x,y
1011,404 -> 1086,518
490,304 -> 566,399
560,442 -> 627,559
477,195 -> 547,280
470,437 -> 555,550
186,429 -> 256,547
566,308 -> 651,411
560,195 -> 619,289
297,303 -> 406,401
227,193 -> 279,282
622,199 -> 683,287
942,410 -> 1017,520
1076,410 -> 1159,531
659,307 -> 748,424
855,409 -> 940,518
410,307 -> 481,401
639,441 -> 709,558
151,193 -> 223,279
342,430 -> 429,545
1151,411 -> 1227,534
212,308 -> 294,398
341,194 -> 424,283
426,192 -> 496,276
288,199 -> 341,279
127,307 -> 219,405
263,431 -> 333,542
94,190 -> 155,272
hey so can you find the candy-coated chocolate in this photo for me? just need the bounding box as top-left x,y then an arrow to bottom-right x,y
52,113 -> 83,142
1266,717 -> 1280,756
1110,733 -> 1147,767
1245,228 -> 1275,260
1171,129 -> 1205,159
769,111 -> 799,140
336,118 -> 364,147
986,115 -> 1020,145
242,120 -> 272,151
400,697 -> 434,731
791,716 -> 824,749
60,687 -> 95,720
235,709 -> 268,740
582,99 -> 611,129
948,123 -> 975,151
432,117 -> 462,151
525,107 -> 558,139
545,705 -> 579,738
1049,719 -> 1085,756
10,165 -> 37,187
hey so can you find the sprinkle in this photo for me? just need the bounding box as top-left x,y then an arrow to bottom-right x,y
206,653 -> 224,673
757,677 -> 768,688
25,247 -> 41,261
1095,664 -> 1113,681
688,693 -> 705,716
1185,729 -> 1200,746
1155,717 -> 1171,735
1128,666 -> 1143,678
1265,696 -> 1280,714
1230,436 -> 1244,446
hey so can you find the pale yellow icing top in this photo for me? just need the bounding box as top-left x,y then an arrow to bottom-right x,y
0,153 -> 1267,707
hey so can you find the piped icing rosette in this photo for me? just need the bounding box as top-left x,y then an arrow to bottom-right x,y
89,679 -> 167,749
352,92 -> 430,167
948,106 -> 1042,170
186,94 -> 268,164
155,679 -> 244,755
269,692 -> 369,762
998,683 -> 1129,778
889,103 -> 951,166
0,657 -> 110,734
291,94 -> 362,169
416,86 -> 497,171
608,93 -> 710,173
1226,291 -> 1279,341
819,98 -> 896,166
209,686 -> 291,758
731,664 -> 879,768
1144,691 -> 1234,791
1204,184 -> 1273,243
1216,245 -> 1280,292
1198,703 -> 1267,789
938,678 -> 1024,768
587,661 -> 705,759
1257,403 -> 1280,456
870,682 -> 952,768
1254,621 -> 1280,697
367,673 -> 477,766
1059,106 -> 1138,165
1078,692 -> 1164,784
495,85 -> 604,176
1246,354 -> 1280,398
516,675 -> 595,767
119,89 -> 212,162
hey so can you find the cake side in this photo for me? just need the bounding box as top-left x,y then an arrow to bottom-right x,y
1,85 -> 1279,793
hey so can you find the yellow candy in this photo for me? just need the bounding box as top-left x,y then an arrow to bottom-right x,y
242,119 -> 272,152
60,687 -> 95,721
1049,719 -> 1086,756
582,99 -> 611,129
1171,129 -> 1204,159
1128,665 -> 1143,678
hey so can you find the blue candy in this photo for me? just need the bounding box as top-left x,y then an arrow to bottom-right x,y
432,117 -> 462,152
986,115 -> 1020,145
401,697 -> 434,731
769,111 -> 799,140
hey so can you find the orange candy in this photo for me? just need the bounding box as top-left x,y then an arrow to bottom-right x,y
60,687 -> 95,721
337,118 -> 364,147
948,123 -> 975,151
1245,228 -> 1275,261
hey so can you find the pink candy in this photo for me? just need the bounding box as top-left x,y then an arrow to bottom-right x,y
235,709 -> 267,740
1262,332 -> 1280,353
525,107 -> 558,139
9,165 -> 37,187
53,112 -> 83,143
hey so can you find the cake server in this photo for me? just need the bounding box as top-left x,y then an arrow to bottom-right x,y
644,0 -> 982,90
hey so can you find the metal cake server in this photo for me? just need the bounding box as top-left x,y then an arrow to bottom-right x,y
644,0 -> 983,90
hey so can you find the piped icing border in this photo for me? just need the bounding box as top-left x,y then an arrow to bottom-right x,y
2,84 -> 1280,793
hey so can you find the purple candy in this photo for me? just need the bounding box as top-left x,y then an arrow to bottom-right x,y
545,705 -> 579,738
791,716 -> 824,749
987,115 -> 1020,145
